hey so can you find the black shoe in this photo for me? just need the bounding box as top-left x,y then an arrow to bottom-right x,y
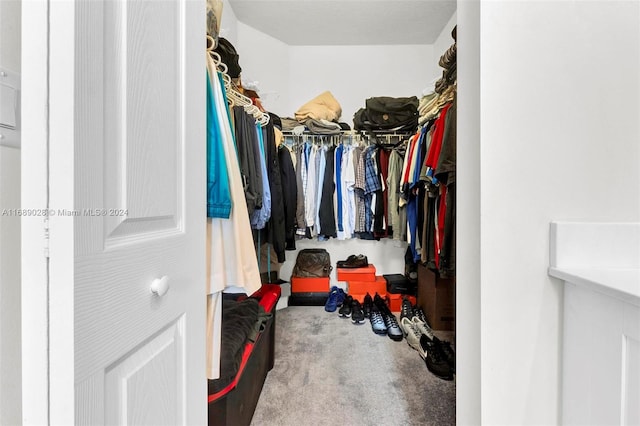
420,335 -> 453,380
369,305 -> 387,335
336,254 -> 368,269
363,293 -> 373,318
436,337 -> 456,374
339,295 -> 353,318
351,299 -> 365,324
413,306 -> 429,325
374,295 -> 402,342
400,297 -> 413,321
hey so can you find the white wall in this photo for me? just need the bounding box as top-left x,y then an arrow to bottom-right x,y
457,1 -> 640,424
278,238 -> 408,289
236,22 -> 290,116
0,146 -> 21,425
225,6 -> 438,283
0,1 -> 21,424
288,44 -> 434,125
219,0 -> 238,46
432,11 -> 457,85
0,0 -> 21,74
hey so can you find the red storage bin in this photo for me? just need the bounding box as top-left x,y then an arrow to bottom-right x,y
336,264 -> 376,282
291,276 -> 330,293
347,276 -> 387,295
386,293 -> 417,312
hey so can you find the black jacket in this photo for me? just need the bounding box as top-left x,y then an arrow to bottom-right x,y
278,146 -> 297,250
263,121 -> 286,262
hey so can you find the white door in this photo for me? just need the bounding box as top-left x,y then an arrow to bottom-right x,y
22,0 -> 206,424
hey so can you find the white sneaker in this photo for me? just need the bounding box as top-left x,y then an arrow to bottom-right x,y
412,316 -> 434,340
401,317 -> 426,358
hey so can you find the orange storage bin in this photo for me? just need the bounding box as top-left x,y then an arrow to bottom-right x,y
291,276 -> 330,293
336,264 -> 376,282
347,276 -> 387,295
386,293 -> 416,312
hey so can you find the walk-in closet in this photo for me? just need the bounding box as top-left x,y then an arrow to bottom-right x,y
10,1 -> 640,424
205,1 -> 458,424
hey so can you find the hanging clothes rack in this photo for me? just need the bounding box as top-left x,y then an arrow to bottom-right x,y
206,35 -> 269,126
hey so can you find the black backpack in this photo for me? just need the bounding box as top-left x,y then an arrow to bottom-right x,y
291,249 -> 333,278
353,96 -> 419,132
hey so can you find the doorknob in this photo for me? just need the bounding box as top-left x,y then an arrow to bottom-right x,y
150,276 -> 170,296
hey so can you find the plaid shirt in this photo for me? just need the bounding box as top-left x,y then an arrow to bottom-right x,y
363,146 -> 381,232
353,147 -> 366,232
364,146 -> 381,195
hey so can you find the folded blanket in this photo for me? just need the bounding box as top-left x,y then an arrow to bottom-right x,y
295,91 -> 342,123
305,118 -> 342,135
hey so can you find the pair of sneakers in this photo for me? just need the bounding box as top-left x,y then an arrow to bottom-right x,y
324,286 -> 345,312
399,297 -> 434,341
420,335 -> 455,380
370,294 -> 403,341
338,294 -> 366,324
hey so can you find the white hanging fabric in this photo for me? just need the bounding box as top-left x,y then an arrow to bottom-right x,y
206,49 -> 261,379
206,52 -> 261,296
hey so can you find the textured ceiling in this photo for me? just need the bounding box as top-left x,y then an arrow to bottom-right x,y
228,0 -> 457,45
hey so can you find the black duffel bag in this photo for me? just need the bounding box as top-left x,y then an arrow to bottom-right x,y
291,249 -> 332,278
353,96 -> 419,132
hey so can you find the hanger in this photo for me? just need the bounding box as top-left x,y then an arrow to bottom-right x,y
206,35 -> 270,126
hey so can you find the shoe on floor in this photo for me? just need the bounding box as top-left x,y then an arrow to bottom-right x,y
435,336 -> 456,374
369,305 -> 387,335
363,293 -> 373,318
324,286 -> 345,312
339,294 -> 353,318
400,317 -> 426,357
421,334 -> 454,381
375,295 -> 403,342
413,306 -> 429,325
336,254 -> 369,269
351,299 -> 365,324
400,297 -> 413,321
411,317 -> 434,341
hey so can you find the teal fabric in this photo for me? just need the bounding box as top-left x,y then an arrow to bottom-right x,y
207,72 -> 232,218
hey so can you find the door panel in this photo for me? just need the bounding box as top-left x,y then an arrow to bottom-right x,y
56,0 -> 205,423
103,0 -> 182,244
104,316 -> 185,426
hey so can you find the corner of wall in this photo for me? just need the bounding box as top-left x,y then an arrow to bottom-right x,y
220,0 -> 238,46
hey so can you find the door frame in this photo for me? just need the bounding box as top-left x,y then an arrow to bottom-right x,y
20,1 -> 482,425
21,0 -> 54,424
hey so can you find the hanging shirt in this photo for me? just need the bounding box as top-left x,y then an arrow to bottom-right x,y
295,148 -> 306,236
338,145 -> 354,239
315,146 -> 327,236
279,145 -> 298,250
305,144 -> 318,230
250,123 -> 271,230
335,144 -> 344,233
353,146 -> 366,233
318,145 -> 337,238
387,149 -> 404,240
